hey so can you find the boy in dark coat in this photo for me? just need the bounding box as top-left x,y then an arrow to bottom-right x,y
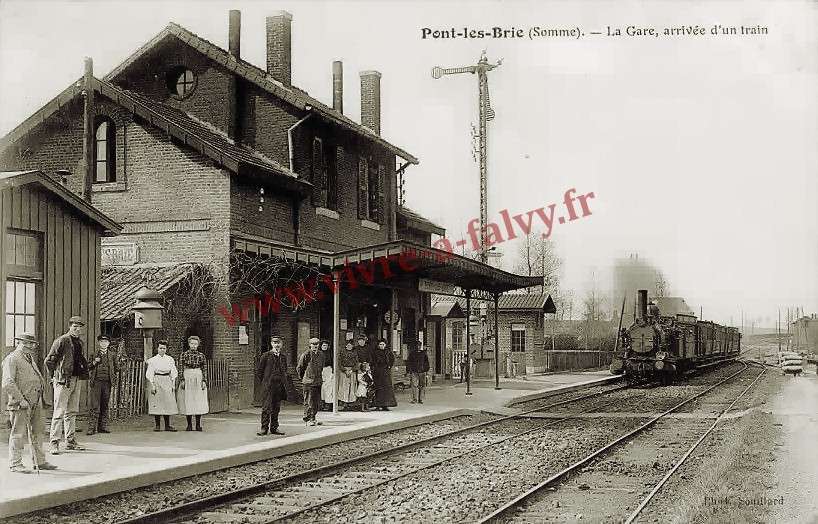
255,336 -> 289,435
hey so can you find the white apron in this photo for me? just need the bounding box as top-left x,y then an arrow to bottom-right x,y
177,368 -> 209,415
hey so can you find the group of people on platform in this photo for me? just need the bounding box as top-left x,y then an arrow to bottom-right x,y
255,334 -> 430,436
145,335 -> 210,432
2,314 -> 430,473
1,314 -> 212,474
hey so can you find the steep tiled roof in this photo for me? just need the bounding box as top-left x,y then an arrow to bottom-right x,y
0,79 -> 83,151
397,206 -> 445,236
101,263 -> 202,321
0,78 -> 313,197
94,81 -> 310,194
454,293 -> 549,311
430,300 -> 466,318
105,23 -> 418,164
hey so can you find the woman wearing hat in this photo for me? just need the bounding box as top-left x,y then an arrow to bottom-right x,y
337,340 -> 360,409
370,338 -> 397,411
146,340 -> 178,431
177,335 -> 209,431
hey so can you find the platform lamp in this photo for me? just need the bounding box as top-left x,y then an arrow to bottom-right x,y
133,286 -> 164,361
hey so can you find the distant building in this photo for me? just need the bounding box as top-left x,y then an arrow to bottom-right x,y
792,315 -> 818,353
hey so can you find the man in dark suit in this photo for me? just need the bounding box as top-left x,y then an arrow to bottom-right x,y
86,335 -> 121,435
255,336 -> 289,436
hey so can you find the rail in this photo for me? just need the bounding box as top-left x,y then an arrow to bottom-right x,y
118,383 -> 628,523
478,361 -> 753,523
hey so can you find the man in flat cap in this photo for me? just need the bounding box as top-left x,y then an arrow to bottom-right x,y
45,315 -> 90,454
296,337 -> 325,426
86,334 -> 121,435
2,332 -> 58,473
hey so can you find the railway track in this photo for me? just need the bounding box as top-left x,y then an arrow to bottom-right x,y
120,384 -> 628,523
478,361 -> 764,523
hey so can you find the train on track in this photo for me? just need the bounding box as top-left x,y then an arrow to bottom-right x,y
613,290 -> 741,384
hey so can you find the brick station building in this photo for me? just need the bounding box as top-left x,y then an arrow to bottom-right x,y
0,11 -> 540,410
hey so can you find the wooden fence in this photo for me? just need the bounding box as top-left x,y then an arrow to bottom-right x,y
112,358 -> 230,418
544,350 -> 616,372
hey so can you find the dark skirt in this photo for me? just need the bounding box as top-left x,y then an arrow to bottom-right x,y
372,366 -> 397,407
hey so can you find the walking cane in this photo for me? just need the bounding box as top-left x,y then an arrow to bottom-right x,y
25,409 -> 40,475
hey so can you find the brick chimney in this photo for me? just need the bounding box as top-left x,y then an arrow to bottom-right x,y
360,70 -> 381,135
227,10 -> 241,141
332,61 -> 343,114
266,11 -> 292,87
228,10 -> 241,58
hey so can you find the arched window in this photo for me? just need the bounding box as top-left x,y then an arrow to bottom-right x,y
94,118 -> 116,183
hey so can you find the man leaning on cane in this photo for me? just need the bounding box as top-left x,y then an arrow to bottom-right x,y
2,332 -> 58,473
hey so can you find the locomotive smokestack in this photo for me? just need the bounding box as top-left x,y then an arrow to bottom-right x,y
638,290 -> 648,321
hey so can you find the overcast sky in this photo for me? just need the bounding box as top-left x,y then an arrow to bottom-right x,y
2,0 -> 816,328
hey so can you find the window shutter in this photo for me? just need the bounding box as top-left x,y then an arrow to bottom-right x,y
311,137 -> 325,206
332,146 -> 343,211
377,164 -> 386,225
358,157 -> 368,219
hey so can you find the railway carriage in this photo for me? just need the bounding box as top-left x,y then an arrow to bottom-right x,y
619,290 -> 740,384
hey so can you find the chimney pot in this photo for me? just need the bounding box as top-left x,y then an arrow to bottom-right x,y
229,10 -> 241,58
333,61 -> 344,114
360,70 -> 382,135
266,11 -> 293,87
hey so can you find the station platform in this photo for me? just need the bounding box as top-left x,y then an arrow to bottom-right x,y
0,370 -> 616,518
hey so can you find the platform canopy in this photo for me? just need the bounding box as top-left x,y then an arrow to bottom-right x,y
332,240 -> 542,294
231,237 -> 543,295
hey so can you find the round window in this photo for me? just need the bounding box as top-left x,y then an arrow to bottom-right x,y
166,67 -> 197,98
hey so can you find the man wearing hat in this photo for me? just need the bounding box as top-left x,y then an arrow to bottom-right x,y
86,334 -> 121,435
2,332 -> 58,473
296,337 -> 325,426
255,336 -> 289,436
355,334 -> 371,372
45,315 -> 90,454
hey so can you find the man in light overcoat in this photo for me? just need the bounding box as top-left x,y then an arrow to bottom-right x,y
2,332 -> 58,473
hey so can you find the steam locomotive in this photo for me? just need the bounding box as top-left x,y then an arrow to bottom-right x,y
615,290 -> 741,384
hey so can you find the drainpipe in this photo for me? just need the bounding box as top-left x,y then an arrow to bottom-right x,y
288,108 -> 312,173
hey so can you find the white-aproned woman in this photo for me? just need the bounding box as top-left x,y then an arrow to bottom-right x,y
146,340 -> 178,431
177,335 -> 209,431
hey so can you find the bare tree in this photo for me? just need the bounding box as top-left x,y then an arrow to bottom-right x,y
512,234 -> 562,294
654,271 -> 669,298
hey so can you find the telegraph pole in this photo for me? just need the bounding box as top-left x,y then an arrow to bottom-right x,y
432,52 -> 502,264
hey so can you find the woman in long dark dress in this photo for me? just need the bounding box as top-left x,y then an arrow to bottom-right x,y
370,338 -> 397,411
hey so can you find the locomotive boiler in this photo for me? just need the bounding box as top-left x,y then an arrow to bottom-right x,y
620,290 -> 741,384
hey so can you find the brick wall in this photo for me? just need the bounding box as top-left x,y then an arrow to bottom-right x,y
230,179 -> 295,243
493,310 -> 546,374
241,84 -> 300,168
92,121 -> 232,265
